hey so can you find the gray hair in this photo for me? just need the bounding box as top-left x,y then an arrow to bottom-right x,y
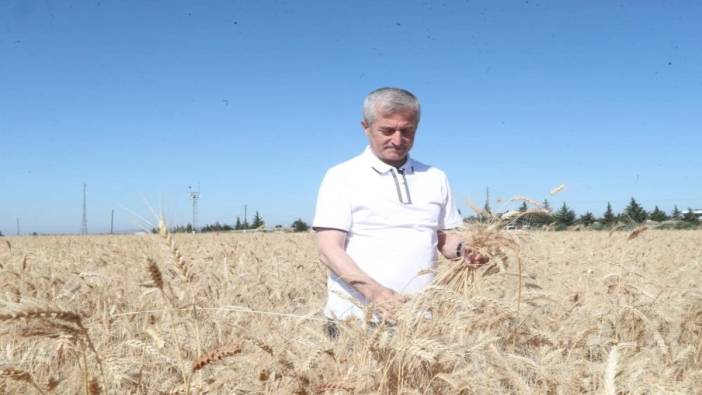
362,87 -> 421,125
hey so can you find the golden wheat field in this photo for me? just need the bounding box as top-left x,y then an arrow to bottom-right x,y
1,228 -> 701,394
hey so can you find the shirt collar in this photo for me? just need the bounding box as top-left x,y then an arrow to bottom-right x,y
362,146 -> 414,175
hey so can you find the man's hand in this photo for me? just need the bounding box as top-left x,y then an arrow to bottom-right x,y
369,285 -> 406,305
438,231 -> 490,269
316,228 -> 406,320
367,285 -> 406,322
462,247 -> 489,269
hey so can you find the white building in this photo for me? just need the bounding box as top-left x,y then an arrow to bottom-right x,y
690,209 -> 702,220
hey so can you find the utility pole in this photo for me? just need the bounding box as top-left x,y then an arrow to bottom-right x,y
188,185 -> 200,233
484,187 -> 491,215
81,183 -> 88,235
244,204 -> 248,227
16,218 -> 20,236
110,209 -> 114,234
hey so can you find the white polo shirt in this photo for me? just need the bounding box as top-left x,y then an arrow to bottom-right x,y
313,146 -> 463,319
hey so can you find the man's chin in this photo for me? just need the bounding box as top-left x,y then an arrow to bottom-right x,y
381,152 -> 407,165
383,149 -> 407,157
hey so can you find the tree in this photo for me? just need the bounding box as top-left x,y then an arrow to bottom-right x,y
292,218 -> 309,232
201,222 -> 234,233
543,199 -> 551,212
251,211 -> 264,229
602,202 -> 616,225
649,206 -> 668,222
528,212 -> 553,227
519,199 -> 552,227
553,202 -> 576,226
579,212 -> 595,226
623,197 -> 647,223
166,224 -> 193,233
514,202 -> 528,227
671,205 -> 682,220
682,208 -> 700,223
234,216 -> 242,230
0,230 -> 3,237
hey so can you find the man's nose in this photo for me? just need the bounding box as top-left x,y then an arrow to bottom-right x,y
389,130 -> 403,145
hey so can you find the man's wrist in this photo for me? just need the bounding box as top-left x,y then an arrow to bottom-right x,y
455,241 -> 465,260
355,280 -> 383,301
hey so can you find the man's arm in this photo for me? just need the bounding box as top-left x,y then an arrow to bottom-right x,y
316,228 -> 404,305
437,230 -> 489,267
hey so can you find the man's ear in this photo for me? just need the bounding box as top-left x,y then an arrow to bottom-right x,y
361,120 -> 370,137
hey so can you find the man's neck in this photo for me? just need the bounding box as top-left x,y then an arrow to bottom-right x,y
371,151 -> 408,168
384,157 -> 408,169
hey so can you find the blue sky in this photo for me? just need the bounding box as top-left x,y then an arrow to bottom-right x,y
1,0 -> 700,234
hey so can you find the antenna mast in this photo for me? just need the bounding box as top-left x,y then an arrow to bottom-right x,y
188,185 -> 200,233
110,209 -> 114,234
81,183 -> 88,235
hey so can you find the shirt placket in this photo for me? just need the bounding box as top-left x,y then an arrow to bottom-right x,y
390,168 -> 413,204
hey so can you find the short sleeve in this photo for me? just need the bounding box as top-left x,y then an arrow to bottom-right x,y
312,168 -> 352,231
438,172 -> 463,230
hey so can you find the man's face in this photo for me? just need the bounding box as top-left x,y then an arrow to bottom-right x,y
362,108 -> 418,167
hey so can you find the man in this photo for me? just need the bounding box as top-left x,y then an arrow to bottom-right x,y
313,87 -> 487,326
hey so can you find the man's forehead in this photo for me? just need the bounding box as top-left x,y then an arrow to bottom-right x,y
374,109 -> 418,125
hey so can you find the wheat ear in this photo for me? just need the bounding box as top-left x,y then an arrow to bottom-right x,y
192,342 -> 242,372
627,225 -> 648,240
145,257 -> 164,290
1,366 -> 47,395
0,307 -> 107,394
87,377 -> 101,395
315,382 -> 356,393
158,218 -> 194,282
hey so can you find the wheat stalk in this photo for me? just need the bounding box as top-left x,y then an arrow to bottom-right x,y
604,345 -> 620,395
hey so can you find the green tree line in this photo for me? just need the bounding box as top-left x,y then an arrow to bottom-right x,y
155,211 -> 311,233
506,198 -> 699,230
